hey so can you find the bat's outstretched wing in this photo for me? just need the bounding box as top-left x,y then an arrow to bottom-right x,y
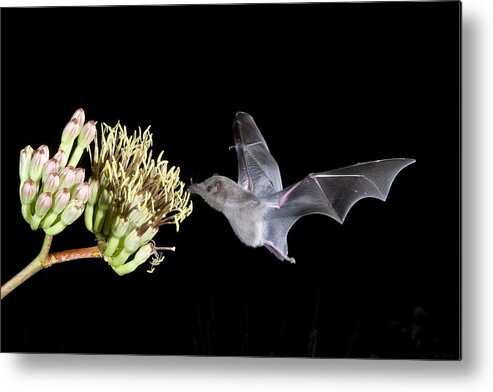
232,112 -> 283,198
262,158 -> 415,263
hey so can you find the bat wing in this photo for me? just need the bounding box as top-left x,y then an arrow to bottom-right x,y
262,158 -> 415,263
232,112 -> 283,198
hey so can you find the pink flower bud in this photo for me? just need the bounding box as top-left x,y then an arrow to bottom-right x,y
60,199 -> 84,225
71,108 -> 85,129
59,166 -> 76,188
53,188 -> 71,214
74,182 -> 90,204
74,168 -> 85,185
53,150 -> 68,169
29,145 -> 49,182
61,118 -> 81,146
19,145 -> 34,182
77,120 -> 97,148
34,192 -> 52,217
42,158 -> 60,183
20,179 -> 37,205
43,173 -> 60,194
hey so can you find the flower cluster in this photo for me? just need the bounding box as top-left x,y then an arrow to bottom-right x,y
19,109 -> 96,235
85,122 -> 193,275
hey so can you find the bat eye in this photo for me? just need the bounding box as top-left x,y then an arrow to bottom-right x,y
207,186 -> 212,192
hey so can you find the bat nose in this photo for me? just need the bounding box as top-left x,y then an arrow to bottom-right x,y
187,184 -> 200,194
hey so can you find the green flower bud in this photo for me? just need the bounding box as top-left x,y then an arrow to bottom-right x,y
87,178 -> 100,205
29,145 -> 49,182
60,118 -> 80,153
128,207 -> 151,228
43,173 -> 60,194
20,179 -> 36,205
123,229 -> 142,254
139,225 -> 158,246
112,243 -> 154,276
19,145 -> 34,182
112,216 -> 130,239
60,199 -> 84,226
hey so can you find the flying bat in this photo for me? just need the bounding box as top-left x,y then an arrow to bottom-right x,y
188,112 -> 415,263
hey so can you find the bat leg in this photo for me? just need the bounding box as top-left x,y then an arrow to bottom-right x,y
264,241 -> 296,264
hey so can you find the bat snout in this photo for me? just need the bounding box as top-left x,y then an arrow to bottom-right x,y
187,183 -> 203,195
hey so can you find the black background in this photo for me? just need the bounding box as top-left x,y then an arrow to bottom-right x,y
1,2 -> 460,358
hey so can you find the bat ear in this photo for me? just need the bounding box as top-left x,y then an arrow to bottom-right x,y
214,180 -> 222,191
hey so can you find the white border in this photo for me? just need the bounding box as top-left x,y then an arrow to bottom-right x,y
2,0 -> 492,391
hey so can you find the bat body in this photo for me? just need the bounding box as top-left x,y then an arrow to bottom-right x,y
188,112 -> 415,263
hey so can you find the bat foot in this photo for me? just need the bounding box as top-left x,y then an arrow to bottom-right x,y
264,241 -> 296,264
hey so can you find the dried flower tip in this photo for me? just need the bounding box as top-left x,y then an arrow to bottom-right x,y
34,192 -> 53,217
19,145 -> 34,182
43,173 -> 60,194
53,188 -> 71,214
20,179 -> 37,205
29,145 -> 49,182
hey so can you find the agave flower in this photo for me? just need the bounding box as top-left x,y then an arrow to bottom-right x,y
18,109 -> 96,235
84,122 -> 193,275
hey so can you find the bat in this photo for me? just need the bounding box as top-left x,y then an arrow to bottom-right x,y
188,112 -> 415,263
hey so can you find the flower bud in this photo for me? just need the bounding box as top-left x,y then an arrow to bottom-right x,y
61,118 -> 81,147
73,182 -> 90,203
87,178 -> 100,205
34,192 -> 52,218
139,225 -> 158,246
77,120 -> 97,149
71,108 -> 85,127
53,188 -> 71,214
60,199 -> 84,226
20,179 -> 37,205
29,145 -> 49,182
98,188 -> 112,209
59,166 -> 76,188
123,229 -> 142,254
19,145 -> 34,182
42,158 -> 60,183
113,243 -> 154,276
53,150 -> 68,169
74,168 -> 85,185
43,173 -> 60,194
128,207 -> 151,228
112,216 -> 130,239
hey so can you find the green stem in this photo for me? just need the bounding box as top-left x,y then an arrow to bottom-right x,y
67,145 -> 84,167
0,238 -> 102,300
0,234 -> 53,299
